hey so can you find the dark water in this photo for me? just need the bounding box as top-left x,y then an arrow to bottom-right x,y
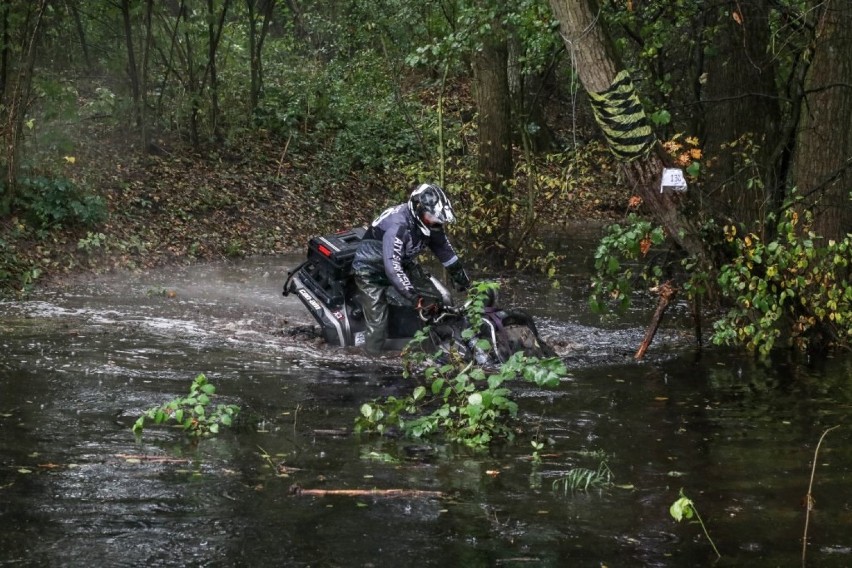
1,226 -> 850,567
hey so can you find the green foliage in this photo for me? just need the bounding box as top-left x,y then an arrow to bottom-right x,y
712,208 -> 851,355
354,284 -> 567,449
256,53 -> 429,176
14,176 -> 107,232
589,213 -> 667,313
552,461 -> 614,494
670,488 -> 721,558
133,374 -> 240,439
77,232 -> 106,253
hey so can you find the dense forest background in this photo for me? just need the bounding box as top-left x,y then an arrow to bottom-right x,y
0,0 -> 849,354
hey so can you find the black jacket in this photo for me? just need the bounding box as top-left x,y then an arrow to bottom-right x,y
352,204 -> 459,297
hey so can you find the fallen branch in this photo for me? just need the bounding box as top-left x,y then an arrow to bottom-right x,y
635,280 -> 677,360
289,485 -> 443,498
114,453 -> 191,464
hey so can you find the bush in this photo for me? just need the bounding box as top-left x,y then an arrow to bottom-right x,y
14,176 -> 107,231
712,209 -> 851,355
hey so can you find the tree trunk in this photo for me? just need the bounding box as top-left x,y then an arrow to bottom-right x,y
1,0 -> 48,211
793,0 -> 852,240
206,0 -> 230,143
247,0 -> 275,113
67,0 -> 91,71
472,24 -> 513,254
121,0 -> 143,129
548,0 -> 709,264
0,1 -> 8,106
701,0 -> 781,228
140,0 -> 154,151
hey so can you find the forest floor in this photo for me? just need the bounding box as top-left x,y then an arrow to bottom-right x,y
2,122 -> 625,295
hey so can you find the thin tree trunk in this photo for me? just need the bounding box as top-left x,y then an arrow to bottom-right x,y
247,0 -> 274,113
2,0 -> 48,208
140,0 -> 154,150
67,0 -> 91,71
121,0 -> 143,128
0,1 -> 9,106
206,0 -> 230,143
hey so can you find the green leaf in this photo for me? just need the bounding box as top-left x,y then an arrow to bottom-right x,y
670,496 -> 694,522
431,378 -> 445,395
413,386 -> 426,401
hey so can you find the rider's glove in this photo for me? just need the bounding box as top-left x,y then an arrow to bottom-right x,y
400,288 -> 418,303
447,260 -> 471,292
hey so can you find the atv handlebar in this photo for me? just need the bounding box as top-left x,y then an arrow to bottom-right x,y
417,300 -> 463,323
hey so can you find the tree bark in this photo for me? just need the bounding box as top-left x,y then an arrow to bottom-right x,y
793,0 -> 852,240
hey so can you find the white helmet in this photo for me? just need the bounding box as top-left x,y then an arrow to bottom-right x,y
408,183 -> 455,235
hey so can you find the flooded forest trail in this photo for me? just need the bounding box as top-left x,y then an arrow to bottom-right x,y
1,225 -> 850,567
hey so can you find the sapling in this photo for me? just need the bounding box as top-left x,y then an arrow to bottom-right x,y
670,488 -> 721,559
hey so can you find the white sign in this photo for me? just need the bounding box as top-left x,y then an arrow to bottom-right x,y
661,168 -> 688,193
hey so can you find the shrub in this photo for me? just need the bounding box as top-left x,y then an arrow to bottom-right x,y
15,176 -> 107,231
712,209 -> 851,355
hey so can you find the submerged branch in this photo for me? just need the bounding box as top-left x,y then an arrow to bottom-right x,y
289,485 -> 443,498
114,453 -> 191,463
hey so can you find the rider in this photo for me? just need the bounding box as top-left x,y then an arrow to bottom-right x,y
352,182 -> 471,354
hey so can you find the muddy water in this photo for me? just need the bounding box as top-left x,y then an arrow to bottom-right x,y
1,226 -> 851,567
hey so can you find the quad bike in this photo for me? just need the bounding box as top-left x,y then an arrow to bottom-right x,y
282,228 -> 555,365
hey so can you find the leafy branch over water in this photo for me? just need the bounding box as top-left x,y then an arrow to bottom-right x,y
354,286 -> 567,449
133,374 -> 240,439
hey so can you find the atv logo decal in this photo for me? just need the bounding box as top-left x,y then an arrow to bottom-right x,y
297,288 -> 323,312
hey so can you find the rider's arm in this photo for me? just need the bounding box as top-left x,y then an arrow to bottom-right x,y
381,223 -> 417,299
430,232 -> 470,291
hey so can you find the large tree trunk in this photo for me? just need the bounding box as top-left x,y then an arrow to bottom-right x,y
701,0 -> 781,228
548,0 -> 709,263
472,24 -> 513,255
794,0 -> 852,240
